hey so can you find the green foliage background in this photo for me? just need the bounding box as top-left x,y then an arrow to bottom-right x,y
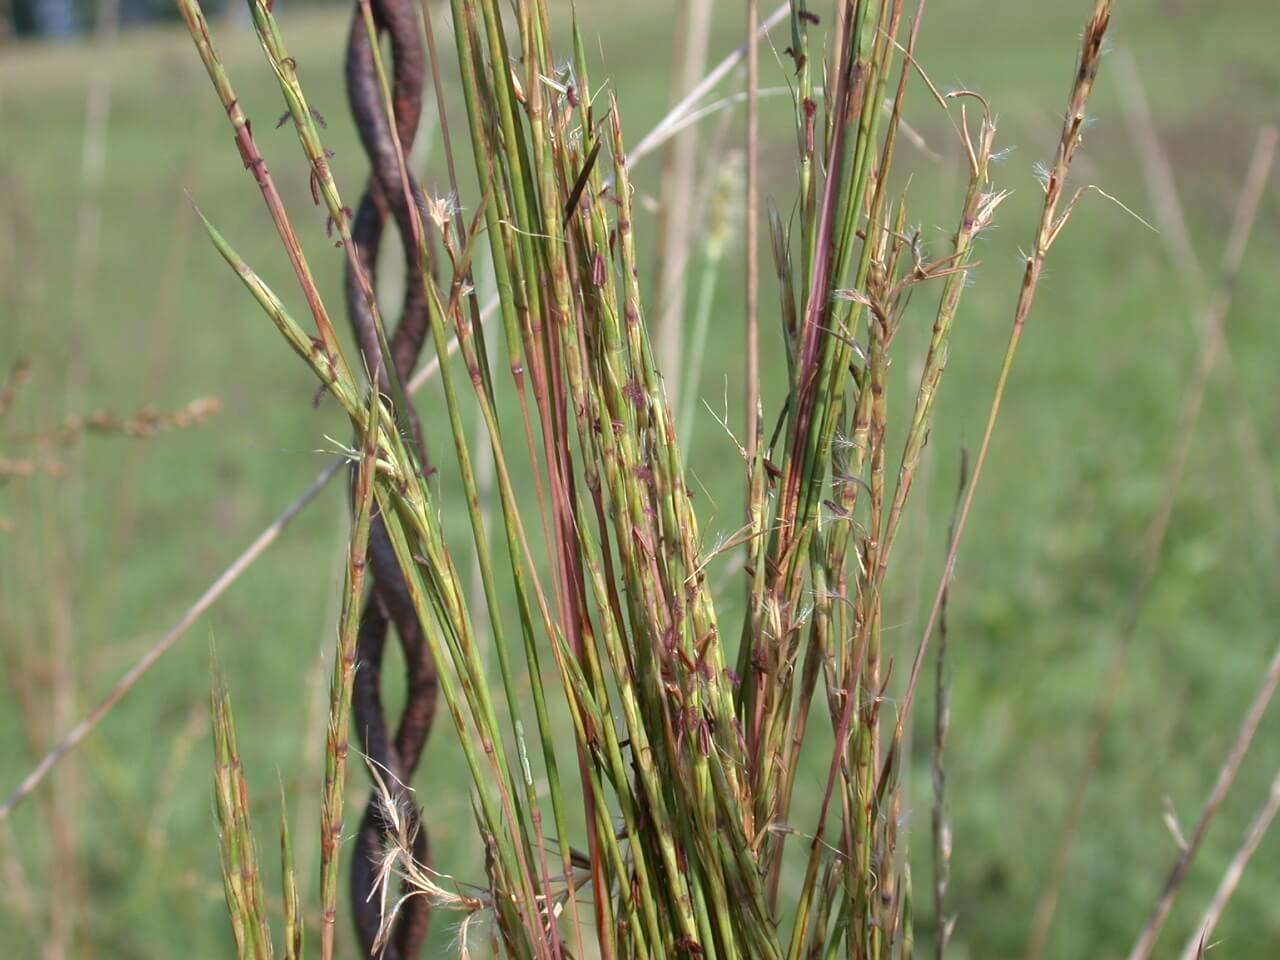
1,2 -> 1278,956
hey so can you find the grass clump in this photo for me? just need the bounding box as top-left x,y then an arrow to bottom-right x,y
168,0 -> 1231,957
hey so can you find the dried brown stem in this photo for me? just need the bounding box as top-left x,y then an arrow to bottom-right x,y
1128,640 -> 1280,960
1177,766 -> 1280,960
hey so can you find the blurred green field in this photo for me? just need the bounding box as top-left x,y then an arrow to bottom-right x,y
2,1 -> 1279,957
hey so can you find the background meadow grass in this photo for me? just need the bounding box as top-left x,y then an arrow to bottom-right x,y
2,1 -> 1279,956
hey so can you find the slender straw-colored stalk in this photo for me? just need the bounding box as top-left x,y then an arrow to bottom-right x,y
627,2 -> 789,170
654,0 -> 713,406
1127,639 -> 1280,960
1177,767 -> 1280,960
1024,122 -> 1278,960
0,460 -> 341,824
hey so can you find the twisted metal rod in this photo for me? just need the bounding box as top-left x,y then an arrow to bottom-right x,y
344,1 -> 437,955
